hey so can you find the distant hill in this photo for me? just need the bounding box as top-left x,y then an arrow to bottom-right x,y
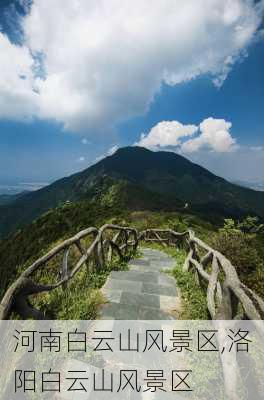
0,191 -> 30,206
0,146 -> 264,238
0,194 -> 17,206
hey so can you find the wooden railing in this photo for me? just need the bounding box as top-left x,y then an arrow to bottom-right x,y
141,228 -> 264,321
0,224 -> 138,319
1,225 -> 263,321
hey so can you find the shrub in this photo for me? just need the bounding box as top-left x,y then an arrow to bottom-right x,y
210,218 -> 264,298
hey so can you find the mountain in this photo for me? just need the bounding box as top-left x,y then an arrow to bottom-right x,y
0,146 -> 264,239
0,191 -> 30,206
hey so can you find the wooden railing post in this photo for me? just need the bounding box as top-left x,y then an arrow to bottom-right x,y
0,224 -> 263,324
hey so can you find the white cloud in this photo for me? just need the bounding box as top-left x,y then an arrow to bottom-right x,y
81,138 -> 89,145
77,156 -> 85,162
137,117 -> 237,153
0,32 -> 38,120
0,0 -> 263,132
107,145 -> 119,156
94,155 -> 104,163
181,117 -> 237,153
136,121 -> 198,150
94,144 -> 119,163
250,146 -> 264,152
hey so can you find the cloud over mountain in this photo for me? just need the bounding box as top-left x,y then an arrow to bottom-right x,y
137,121 -> 198,150
181,117 -> 237,153
0,0 -> 264,133
137,117 -> 237,153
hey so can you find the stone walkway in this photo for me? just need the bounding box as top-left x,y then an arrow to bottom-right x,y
99,247 -> 181,320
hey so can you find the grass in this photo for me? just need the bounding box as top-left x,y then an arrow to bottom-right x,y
29,239 -> 209,320
0,205 -> 214,298
3,207 -> 214,320
14,248 -> 133,320
172,262 -> 209,319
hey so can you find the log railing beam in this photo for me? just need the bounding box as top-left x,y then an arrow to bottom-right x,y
0,225 -> 263,322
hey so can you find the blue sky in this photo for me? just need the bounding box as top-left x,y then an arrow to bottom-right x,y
0,0 -> 263,187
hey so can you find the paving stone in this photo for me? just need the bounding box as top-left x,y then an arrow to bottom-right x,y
104,279 -> 142,293
129,264 -> 145,272
159,295 -> 181,311
128,259 -> 150,266
151,264 -> 174,272
158,274 -> 176,286
110,271 -> 159,284
138,307 -> 174,320
100,247 -> 180,320
129,264 -> 163,273
100,302 -> 139,320
142,283 -> 177,297
120,291 -> 160,308
101,289 -> 122,304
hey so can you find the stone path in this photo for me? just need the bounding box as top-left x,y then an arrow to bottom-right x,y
99,247 -> 181,320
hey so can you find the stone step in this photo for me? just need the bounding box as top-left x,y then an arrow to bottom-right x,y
109,270 -> 159,284
100,302 -> 139,320
128,260 -> 175,272
102,288 -> 180,311
104,278 -> 143,293
141,282 -> 177,297
99,247 -> 180,320
100,302 -> 175,320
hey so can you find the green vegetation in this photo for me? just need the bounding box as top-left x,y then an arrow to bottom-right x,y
29,257 -> 131,320
1,146 -> 264,240
1,145 -> 263,319
11,238 -> 134,320
0,192 -> 214,299
0,200 -> 122,298
209,216 -> 264,298
0,192 -> 28,206
172,262 -> 209,319
1,189 -> 263,320
139,214 -> 264,319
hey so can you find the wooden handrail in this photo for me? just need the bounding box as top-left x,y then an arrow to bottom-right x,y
0,225 -> 263,321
